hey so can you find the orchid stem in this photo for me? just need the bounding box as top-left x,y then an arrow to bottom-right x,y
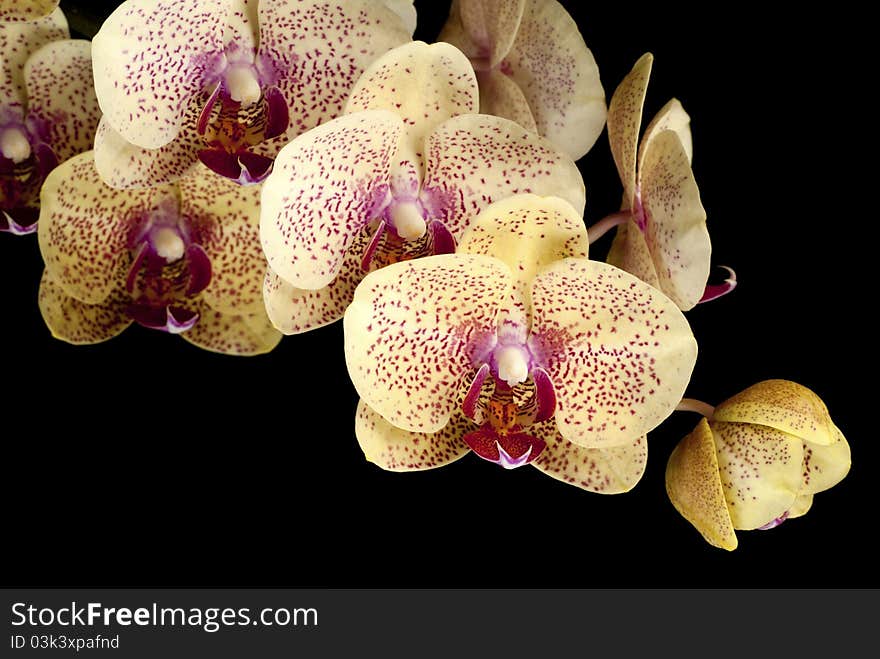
676,398 -> 715,420
587,212 -> 630,244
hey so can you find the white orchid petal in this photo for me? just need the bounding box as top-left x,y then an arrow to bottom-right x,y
260,110 -> 403,290
344,253 -> 510,433
530,258 -> 696,448
92,0 -> 231,149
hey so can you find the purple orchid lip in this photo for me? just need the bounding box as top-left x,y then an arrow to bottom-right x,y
463,427 -> 547,469
699,265 -> 737,303
757,510 -> 790,531
127,304 -> 199,334
1,208 -> 39,235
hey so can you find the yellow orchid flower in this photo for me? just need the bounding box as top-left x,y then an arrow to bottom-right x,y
345,194 -> 695,489
260,41 -> 585,335
667,380 -> 851,550
37,151 -> 281,355
90,0 -> 414,187
438,0 -> 606,160
1,7 -> 100,234
589,53 -> 735,310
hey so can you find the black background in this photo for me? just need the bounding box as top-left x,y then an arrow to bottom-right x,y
3,1 -> 871,587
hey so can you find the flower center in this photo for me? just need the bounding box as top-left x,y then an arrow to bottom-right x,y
1,127 -> 31,163
389,199 -> 427,241
152,226 -> 186,262
225,66 -> 262,107
493,344 -> 530,387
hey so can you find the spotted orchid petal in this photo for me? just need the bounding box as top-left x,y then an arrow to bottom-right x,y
711,421 -> 803,531
258,0 -> 414,139
712,379 -> 839,447
0,8 -> 67,112
177,166 -> 264,316
666,418 -> 738,550
640,129 -> 710,310
423,113 -> 585,239
532,422 -> 648,494
639,98 -> 693,169
263,226 -> 373,334
355,399 -> 471,471
93,115 -> 203,190
800,425 -> 851,495
38,151 -> 174,304
0,1 -> 59,23
476,68 -> 537,133
344,253 -> 510,433
493,0 -> 606,160
529,258 -> 697,449
344,41 -> 478,179
606,219 -> 661,289
24,39 -> 100,164
457,194 -> 588,327
607,53 -> 652,210
439,0 -> 525,71
38,270 -> 132,345
260,110 -> 402,290
92,0 -> 231,149
181,301 -> 282,356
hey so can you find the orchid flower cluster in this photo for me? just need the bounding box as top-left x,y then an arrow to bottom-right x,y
1,0 -> 849,550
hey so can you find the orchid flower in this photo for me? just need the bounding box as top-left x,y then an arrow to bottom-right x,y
591,53 -> 727,311
438,0 -> 606,161
667,380 -> 851,550
37,152 -> 281,355
0,0 -> 58,23
260,41 -> 586,335
1,8 -> 100,234
91,0 -> 415,188
344,193 -> 697,485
